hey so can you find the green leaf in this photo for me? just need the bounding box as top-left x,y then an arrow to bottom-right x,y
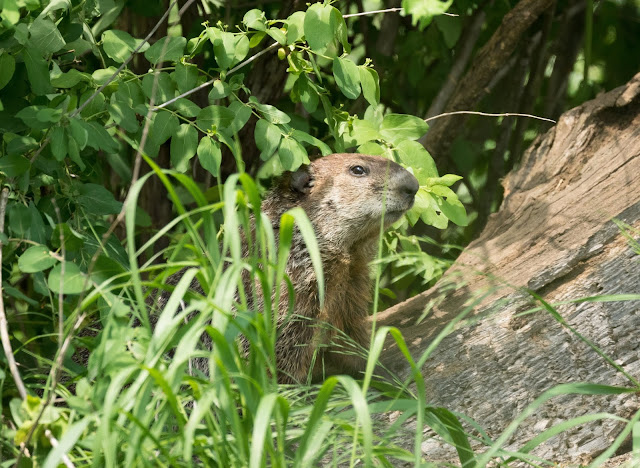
435,14 -> 462,48
16,106 -> 51,130
0,155 -> 30,177
141,72 -> 175,103
333,56 -> 361,100
243,9 -> 266,31
0,54 -> 16,91
227,101 -> 252,135
51,223 -> 84,251
150,111 -> 179,146
357,141 -> 386,156
76,183 -> 123,215
102,30 -> 147,63
47,262 -> 90,295
197,136 -> 222,177
170,124 -> 198,172
266,27 -> 286,45
251,101 -> 290,124
249,31 -> 266,48
294,76 -> 319,113
346,118 -> 382,146
409,188 -> 448,229
359,67 -> 379,106
67,138 -> 86,171
23,48 -> 53,95
29,17 -> 66,54
208,79 -> 231,101
304,3 -> 333,51
395,140 -> 438,184
331,7 -> 349,53
50,127 -> 67,161
255,119 -> 282,160
69,118 -> 89,149
380,114 -> 429,144
292,130 -> 331,156
0,0 -> 20,24
82,121 -> 119,153
169,98 -> 201,118
429,185 -> 468,226
108,99 -> 139,132
279,137 -> 308,171
173,61 -> 198,94
51,69 -> 89,88
78,90 -> 106,118
8,204 -> 31,235
67,137 -> 83,170
234,35 -> 250,65
116,79 -> 145,107
402,0 -> 453,29
208,28 -> 247,69
6,135 -> 38,156
285,11 -> 306,44
427,174 -> 463,187
18,245 -> 58,273
144,36 -> 187,64
91,66 -> 118,85
196,105 -> 235,132
36,107 -> 63,124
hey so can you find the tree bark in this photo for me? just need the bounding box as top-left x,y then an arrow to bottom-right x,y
376,72 -> 640,464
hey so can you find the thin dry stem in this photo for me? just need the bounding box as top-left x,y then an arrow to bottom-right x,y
0,187 -> 28,400
44,429 -> 75,468
152,41 -> 279,111
424,110 -> 556,124
52,198 -> 65,344
16,312 -> 87,464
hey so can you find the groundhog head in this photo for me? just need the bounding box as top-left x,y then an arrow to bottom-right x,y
273,153 -> 419,250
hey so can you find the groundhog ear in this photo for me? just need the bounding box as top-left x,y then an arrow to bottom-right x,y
290,167 -> 313,195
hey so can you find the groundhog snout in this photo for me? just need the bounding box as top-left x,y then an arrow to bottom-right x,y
391,169 -> 419,208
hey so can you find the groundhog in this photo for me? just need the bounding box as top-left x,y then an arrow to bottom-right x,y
158,153 -> 419,383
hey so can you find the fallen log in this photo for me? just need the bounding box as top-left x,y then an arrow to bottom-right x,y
377,72 -> 640,464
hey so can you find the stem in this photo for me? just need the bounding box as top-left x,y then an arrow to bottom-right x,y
0,188 -> 28,400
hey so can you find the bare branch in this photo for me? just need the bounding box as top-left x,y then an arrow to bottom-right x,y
0,188 -> 28,400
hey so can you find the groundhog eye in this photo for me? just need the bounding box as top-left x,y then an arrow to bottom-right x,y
349,165 -> 368,177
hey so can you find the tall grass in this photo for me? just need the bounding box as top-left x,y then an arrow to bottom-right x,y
2,166 -> 639,467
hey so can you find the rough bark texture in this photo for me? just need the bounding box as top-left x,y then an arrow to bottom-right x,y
377,73 -> 640,463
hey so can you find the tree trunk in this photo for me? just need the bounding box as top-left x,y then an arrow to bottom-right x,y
376,72 -> 640,464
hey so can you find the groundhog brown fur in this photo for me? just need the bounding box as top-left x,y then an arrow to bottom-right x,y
159,153 -> 419,383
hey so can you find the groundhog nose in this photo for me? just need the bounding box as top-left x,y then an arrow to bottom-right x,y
398,170 -> 419,202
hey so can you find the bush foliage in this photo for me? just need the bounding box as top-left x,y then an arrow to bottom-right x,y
1,0 -> 638,466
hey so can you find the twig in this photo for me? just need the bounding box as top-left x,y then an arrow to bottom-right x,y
154,5 -> 433,111
343,8 -> 458,18
16,312 -> 86,465
424,110 -> 556,124
343,7 -> 403,17
44,429 -> 75,468
0,188 -> 28,400
152,42 -> 279,111
52,199 -> 65,345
